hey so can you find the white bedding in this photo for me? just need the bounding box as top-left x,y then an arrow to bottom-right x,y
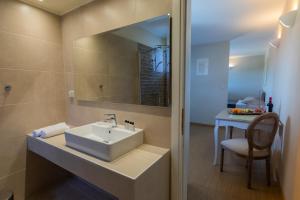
235,97 -> 262,109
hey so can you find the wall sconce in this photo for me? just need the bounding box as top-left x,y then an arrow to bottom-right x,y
229,63 -> 236,68
279,10 -> 298,28
269,38 -> 281,48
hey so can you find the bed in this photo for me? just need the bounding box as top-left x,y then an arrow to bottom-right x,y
227,92 -> 266,109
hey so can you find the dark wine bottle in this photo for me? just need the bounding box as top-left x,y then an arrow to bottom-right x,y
267,97 -> 273,112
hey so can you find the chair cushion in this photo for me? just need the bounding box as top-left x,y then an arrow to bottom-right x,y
221,138 -> 269,158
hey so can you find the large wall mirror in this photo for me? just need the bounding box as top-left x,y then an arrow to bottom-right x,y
73,15 -> 171,107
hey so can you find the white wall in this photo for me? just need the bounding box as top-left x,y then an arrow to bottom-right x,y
228,55 -> 265,101
264,2 -> 300,200
190,41 -> 229,125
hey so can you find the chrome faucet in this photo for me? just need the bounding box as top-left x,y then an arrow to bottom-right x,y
104,114 -> 117,128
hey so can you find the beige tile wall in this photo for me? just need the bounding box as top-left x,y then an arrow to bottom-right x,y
62,0 -> 172,148
0,0 -> 66,199
0,0 -> 171,199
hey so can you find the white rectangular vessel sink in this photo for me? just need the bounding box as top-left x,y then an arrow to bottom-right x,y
65,122 -> 143,161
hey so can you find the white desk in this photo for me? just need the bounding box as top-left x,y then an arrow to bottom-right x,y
213,109 -> 257,165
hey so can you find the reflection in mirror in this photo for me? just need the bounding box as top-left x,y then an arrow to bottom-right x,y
228,35 -> 268,109
73,15 -> 171,107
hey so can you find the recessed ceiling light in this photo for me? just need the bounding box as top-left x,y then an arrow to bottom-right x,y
38,0 -> 44,2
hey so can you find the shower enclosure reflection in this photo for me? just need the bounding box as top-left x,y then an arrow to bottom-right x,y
139,44 -> 170,106
72,15 -> 171,107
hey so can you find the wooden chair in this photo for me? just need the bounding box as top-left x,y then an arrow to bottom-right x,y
220,112 -> 280,189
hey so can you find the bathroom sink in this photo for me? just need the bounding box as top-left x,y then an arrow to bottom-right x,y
64,122 -> 143,161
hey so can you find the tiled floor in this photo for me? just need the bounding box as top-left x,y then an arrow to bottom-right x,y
188,124 -> 283,200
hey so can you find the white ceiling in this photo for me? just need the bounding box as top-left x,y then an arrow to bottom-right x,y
138,16 -> 170,39
230,28 -> 275,57
19,0 -> 94,16
191,0 -> 286,56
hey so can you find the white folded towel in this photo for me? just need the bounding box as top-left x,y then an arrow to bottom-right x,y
32,122 -> 70,138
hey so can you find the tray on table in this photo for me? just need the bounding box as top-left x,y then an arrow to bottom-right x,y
228,108 -> 265,115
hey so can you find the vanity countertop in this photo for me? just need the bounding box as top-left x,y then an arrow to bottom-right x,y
27,134 -> 170,200
27,134 -> 169,180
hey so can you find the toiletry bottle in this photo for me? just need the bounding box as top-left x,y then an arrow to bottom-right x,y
267,97 -> 273,112
125,120 -> 129,129
129,122 -> 135,131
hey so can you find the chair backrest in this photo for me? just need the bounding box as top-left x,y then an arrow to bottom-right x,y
246,112 -> 279,151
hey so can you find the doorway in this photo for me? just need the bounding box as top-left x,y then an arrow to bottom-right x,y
184,0 -> 286,199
